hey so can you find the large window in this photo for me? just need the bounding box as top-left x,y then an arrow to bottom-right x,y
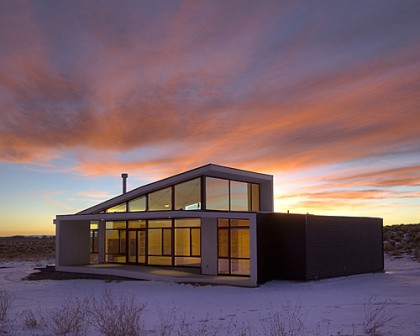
230,181 -> 248,211
218,218 -> 250,276
206,177 -> 260,211
90,222 -> 98,253
149,188 -> 172,211
174,219 -> 201,266
103,176 -> 259,214
128,196 -> 146,212
105,221 -> 126,262
206,177 -> 229,210
106,203 -> 126,213
102,219 -> 201,268
175,178 -> 201,210
147,220 -> 172,265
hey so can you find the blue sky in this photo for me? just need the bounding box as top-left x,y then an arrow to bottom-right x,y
0,0 -> 419,235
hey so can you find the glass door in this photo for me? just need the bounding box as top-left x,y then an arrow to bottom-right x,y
138,230 -> 146,264
128,229 -> 146,264
128,230 -> 137,263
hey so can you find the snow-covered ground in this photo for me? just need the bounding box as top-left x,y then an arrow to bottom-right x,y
1,255 -> 419,335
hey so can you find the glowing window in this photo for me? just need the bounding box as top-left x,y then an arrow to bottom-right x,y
175,178 -> 201,210
251,183 -> 260,211
149,187 -> 172,211
128,196 -> 146,212
105,203 -> 126,213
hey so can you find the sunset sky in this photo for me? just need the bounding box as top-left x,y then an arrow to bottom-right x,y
1,1 -> 419,235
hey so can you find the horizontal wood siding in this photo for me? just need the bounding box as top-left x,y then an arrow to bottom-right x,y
257,213 -> 306,283
305,215 -> 383,280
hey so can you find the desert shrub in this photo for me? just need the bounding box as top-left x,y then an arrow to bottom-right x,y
223,319 -> 253,336
154,305 -> 178,336
383,241 -> 392,252
415,233 -> 420,246
176,314 -> 220,336
0,288 -> 14,322
362,297 -> 397,336
261,302 -> 305,336
21,309 -> 38,329
383,224 -> 420,259
87,288 -> 146,336
43,297 -> 89,336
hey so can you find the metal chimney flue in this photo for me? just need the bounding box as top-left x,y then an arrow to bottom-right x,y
121,173 -> 128,194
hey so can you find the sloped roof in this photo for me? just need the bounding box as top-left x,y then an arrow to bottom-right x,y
78,163 -> 273,215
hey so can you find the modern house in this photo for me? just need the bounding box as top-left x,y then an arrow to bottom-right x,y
55,164 -> 383,287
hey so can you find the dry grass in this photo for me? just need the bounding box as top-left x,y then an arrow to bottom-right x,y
0,236 -> 54,261
42,297 -> 89,336
87,288 -> 146,336
2,287 -> 402,336
362,298 -> 397,336
0,288 -> 14,322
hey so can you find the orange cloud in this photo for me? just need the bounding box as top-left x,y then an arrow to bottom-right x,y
1,1 -> 419,199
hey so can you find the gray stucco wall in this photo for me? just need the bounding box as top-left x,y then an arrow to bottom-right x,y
201,217 -> 218,275
56,219 -> 91,266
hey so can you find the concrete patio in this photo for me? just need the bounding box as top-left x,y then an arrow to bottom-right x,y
56,263 -> 256,287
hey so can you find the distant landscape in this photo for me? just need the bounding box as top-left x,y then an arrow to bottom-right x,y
383,223 -> 420,260
0,236 -> 54,262
1,224 -> 419,262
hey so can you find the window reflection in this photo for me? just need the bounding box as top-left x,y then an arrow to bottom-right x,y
105,203 -> 126,213
175,178 -> 201,210
230,181 -> 248,211
149,187 -> 172,211
128,196 -> 146,212
206,177 -> 260,211
105,223 -> 126,263
206,177 -> 229,210
217,218 -> 250,276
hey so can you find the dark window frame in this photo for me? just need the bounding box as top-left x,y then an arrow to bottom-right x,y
217,218 -> 250,276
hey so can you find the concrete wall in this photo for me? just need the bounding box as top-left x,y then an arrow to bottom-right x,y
201,217 -> 218,275
249,215 -> 258,285
56,219 -> 91,266
98,220 -> 106,263
259,180 -> 274,212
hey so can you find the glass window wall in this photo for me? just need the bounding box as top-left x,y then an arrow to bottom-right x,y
105,221 -> 126,263
149,187 -> 172,211
147,220 -> 173,266
206,177 -> 229,210
230,181 -> 248,211
128,196 -> 146,212
206,177 -> 260,211
217,218 -> 250,276
101,218 -> 201,268
106,203 -> 126,213
175,178 -> 201,210
174,219 -> 201,266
